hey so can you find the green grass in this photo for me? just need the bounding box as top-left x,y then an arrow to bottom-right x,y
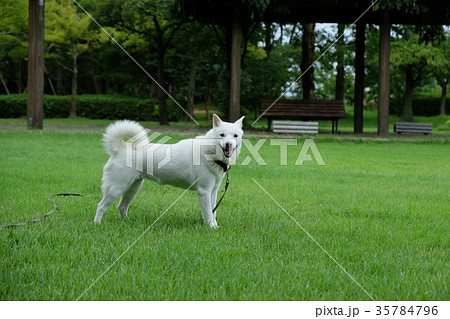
0,127 -> 449,300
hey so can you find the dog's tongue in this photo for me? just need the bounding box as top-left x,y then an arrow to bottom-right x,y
223,146 -> 234,158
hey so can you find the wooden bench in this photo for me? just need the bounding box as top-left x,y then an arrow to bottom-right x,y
260,98 -> 345,133
273,120 -> 318,134
394,122 -> 433,135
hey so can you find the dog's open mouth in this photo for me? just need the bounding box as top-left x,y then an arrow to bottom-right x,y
221,145 -> 235,158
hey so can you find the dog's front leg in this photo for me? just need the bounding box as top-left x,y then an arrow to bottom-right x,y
197,187 -> 218,229
211,182 -> 221,221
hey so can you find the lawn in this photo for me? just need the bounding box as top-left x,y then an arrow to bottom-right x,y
0,125 -> 449,301
1,107 -> 450,134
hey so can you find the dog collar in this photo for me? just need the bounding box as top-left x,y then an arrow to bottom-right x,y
214,160 -> 229,172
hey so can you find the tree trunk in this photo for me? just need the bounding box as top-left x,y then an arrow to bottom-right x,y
354,22 -> 365,134
228,2 -> 242,122
157,46 -> 168,125
223,26 -> 231,115
0,72 -> 10,95
377,10 -> 390,137
301,23 -> 315,100
16,63 -> 25,93
204,89 -> 211,120
335,24 -> 345,101
335,67 -> 345,100
135,83 -> 141,97
440,81 -> 447,115
46,71 -> 56,95
263,20 -> 273,115
264,21 -> 273,58
56,60 -> 65,95
90,59 -> 100,94
400,69 -> 415,121
27,0 -> 45,130
187,61 -> 196,121
69,51 -> 78,118
149,83 -> 158,99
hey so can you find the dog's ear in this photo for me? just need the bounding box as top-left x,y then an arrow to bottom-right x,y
234,116 -> 245,128
213,114 -> 222,128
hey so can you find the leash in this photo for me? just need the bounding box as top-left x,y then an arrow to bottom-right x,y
1,167 -> 230,231
0,193 -> 94,231
212,161 -> 230,214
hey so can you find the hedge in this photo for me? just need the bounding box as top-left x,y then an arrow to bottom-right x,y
390,93 -> 449,116
0,94 -> 186,122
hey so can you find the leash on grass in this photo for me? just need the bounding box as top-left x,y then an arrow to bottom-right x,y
0,171 -> 230,231
0,193 -> 95,231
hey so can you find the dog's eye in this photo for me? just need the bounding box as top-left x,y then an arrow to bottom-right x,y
234,134 -> 238,138
220,133 -> 225,137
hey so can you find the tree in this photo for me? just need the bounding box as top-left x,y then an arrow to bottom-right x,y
46,0 -> 98,117
391,29 -> 438,121
335,24 -> 345,101
301,23 -> 315,100
375,0 -> 447,135
0,0 -> 28,94
243,23 -> 297,113
429,34 -> 450,115
27,0 -> 45,129
175,22 -> 218,121
313,24 -> 354,101
179,0 -> 269,120
110,0 -> 184,125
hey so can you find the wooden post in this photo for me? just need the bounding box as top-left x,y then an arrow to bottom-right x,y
378,10 -> 390,137
27,0 -> 45,130
228,2 -> 242,122
301,23 -> 315,100
354,21 -> 365,134
335,24 -> 345,101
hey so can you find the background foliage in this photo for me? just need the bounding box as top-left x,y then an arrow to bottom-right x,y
0,0 -> 448,120
0,94 -> 184,121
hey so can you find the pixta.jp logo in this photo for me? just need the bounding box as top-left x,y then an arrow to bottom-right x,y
124,129 -> 325,175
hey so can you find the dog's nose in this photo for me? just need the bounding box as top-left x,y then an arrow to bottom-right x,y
225,141 -> 233,148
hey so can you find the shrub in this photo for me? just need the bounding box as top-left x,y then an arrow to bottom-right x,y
0,94 -> 192,122
390,93 -> 449,116
0,94 -> 27,118
166,99 -> 189,122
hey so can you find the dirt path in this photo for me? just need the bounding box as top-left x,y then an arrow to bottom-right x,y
1,124 -> 448,140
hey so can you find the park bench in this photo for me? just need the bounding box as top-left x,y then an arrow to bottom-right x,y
394,122 -> 433,135
260,98 -> 345,133
272,120 -> 319,134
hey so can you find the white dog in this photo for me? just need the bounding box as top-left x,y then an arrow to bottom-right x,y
94,114 -> 244,228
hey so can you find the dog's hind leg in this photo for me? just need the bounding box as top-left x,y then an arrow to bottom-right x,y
94,191 -> 119,224
94,176 -> 139,224
117,178 -> 144,218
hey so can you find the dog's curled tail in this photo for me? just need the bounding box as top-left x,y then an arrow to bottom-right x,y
103,120 -> 148,155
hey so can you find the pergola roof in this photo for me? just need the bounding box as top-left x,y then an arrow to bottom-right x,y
182,0 -> 450,25
180,0 -> 449,135
263,0 -> 450,25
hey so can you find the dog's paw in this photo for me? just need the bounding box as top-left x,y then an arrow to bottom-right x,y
206,219 -> 220,229
93,217 -> 102,224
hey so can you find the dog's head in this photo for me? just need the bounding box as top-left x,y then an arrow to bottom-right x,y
212,114 -> 244,160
